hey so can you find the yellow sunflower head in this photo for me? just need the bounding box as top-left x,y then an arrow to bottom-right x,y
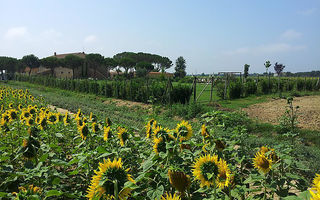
20,110 -> 32,121
63,112 -> 71,126
259,146 -> 279,162
253,151 -> 272,174
192,154 -> 219,188
103,126 -> 111,141
8,102 -> 13,109
92,122 -> 100,133
153,137 -> 166,155
26,118 -> 35,127
160,193 -> 181,200
145,119 -> 157,138
18,104 -> 23,110
105,117 -> 112,127
176,121 -> 192,142
79,124 -> 90,140
27,106 -> 37,115
216,159 -> 231,189
201,124 -> 210,138
168,170 -> 191,194
86,158 -> 134,200
47,112 -> 59,124
310,174 -> 320,200
153,126 -> 170,139
117,127 -> 129,146
38,116 -> 47,130
8,109 -> 18,122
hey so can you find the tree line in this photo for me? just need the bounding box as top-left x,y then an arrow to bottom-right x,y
0,52 -> 188,79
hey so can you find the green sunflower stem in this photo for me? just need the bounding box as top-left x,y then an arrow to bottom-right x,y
213,179 -> 217,200
114,180 -> 119,200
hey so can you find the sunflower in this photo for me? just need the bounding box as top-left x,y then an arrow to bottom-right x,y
8,109 -> 18,122
17,104 -> 23,110
153,137 -> 166,155
310,174 -> 320,200
8,102 -> 13,108
27,106 -> 37,115
1,113 -> 10,125
86,158 -> 134,200
193,154 -> 219,188
160,193 -> 181,200
76,118 -> 85,127
253,151 -> 272,174
63,112 -> 71,126
153,126 -> 171,139
145,119 -> 157,138
168,170 -> 191,195
105,117 -> 112,127
47,112 -> 59,124
176,121 -> 192,142
79,124 -> 90,140
75,109 -> 82,120
117,127 -> 129,146
216,159 -> 231,189
22,137 -> 40,159
201,124 -> 209,138
92,122 -> 100,133
259,146 -> 279,162
13,185 -> 42,199
104,126 -> 111,141
26,118 -> 35,127
38,116 -> 47,130
20,110 -> 32,121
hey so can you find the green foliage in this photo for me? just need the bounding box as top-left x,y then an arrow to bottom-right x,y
228,81 -> 242,99
244,64 -> 250,79
14,75 -> 192,105
174,56 -> 187,78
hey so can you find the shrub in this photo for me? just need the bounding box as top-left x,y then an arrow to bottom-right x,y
228,81 -> 242,99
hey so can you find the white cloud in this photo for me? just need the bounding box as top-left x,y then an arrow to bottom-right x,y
224,43 -> 306,56
84,35 -> 97,43
298,8 -> 317,16
281,29 -> 302,40
4,27 -> 28,39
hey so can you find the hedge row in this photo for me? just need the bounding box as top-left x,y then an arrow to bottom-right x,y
14,75 -> 192,104
216,77 -> 320,99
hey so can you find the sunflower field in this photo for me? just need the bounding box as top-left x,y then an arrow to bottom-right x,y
0,86 -> 319,200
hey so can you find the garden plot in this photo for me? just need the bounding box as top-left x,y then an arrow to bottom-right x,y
243,95 -> 320,130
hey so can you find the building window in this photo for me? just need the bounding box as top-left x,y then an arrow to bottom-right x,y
61,71 -> 63,74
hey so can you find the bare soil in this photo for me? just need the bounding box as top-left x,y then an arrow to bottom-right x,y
243,96 -> 320,130
103,99 -> 152,109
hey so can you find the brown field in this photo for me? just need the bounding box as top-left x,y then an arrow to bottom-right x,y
243,96 -> 320,130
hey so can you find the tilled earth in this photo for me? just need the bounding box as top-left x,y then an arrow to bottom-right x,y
243,96 -> 320,130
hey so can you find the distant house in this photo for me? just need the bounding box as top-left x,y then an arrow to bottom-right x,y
51,52 -> 86,79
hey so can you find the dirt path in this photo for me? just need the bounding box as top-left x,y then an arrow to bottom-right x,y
243,96 -> 320,130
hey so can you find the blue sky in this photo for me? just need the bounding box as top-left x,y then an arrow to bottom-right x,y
0,0 -> 319,73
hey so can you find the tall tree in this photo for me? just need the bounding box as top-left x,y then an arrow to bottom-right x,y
64,54 -> 84,79
86,54 -> 104,78
135,61 -> 154,77
21,54 -> 40,76
264,60 -> 271,75
274,62 -> 285,94
41,56 -> 60,76
118,57 -> 136,75
174,56 -> 187,78
244,64 -> 250,81
104,57 -> 118,78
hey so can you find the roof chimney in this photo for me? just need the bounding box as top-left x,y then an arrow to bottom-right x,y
54,52 -> 57,56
